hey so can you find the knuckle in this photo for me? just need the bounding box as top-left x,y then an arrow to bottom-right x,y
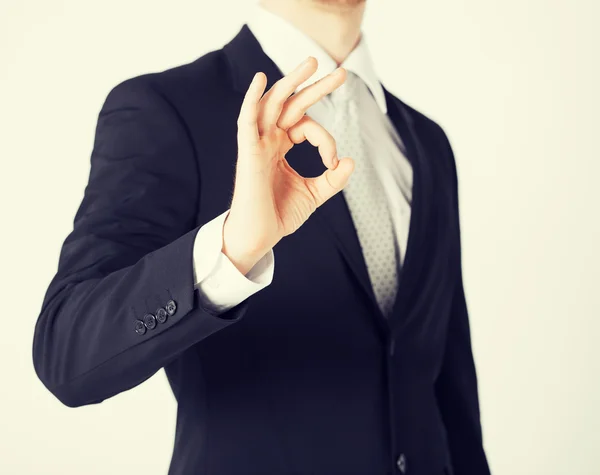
277,117 -> 292,131
323,171 -> 336,191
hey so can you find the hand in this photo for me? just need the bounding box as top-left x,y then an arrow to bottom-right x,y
222,57 -> 354,274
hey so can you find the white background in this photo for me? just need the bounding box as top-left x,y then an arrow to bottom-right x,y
1,0 -> 599,474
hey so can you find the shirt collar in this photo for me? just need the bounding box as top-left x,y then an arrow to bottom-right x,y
246,5 -> 388,114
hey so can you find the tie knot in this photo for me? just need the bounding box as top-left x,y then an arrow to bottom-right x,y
330,70 -> 360,106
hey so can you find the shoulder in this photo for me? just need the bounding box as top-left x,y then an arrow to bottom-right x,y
393,94 -> 452,155
100,48 -> 231,113
385,89 -> 459,188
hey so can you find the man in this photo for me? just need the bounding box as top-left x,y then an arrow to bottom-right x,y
33,0 -> 491,474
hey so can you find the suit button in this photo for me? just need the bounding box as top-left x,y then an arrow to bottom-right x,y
166,299 -> 177,316
134,320 -> 147,335
397,454 -> 407,473
143,313 -> 157,330
155,307 -> 168,324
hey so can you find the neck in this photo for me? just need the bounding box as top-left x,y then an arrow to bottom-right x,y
258,0 -> 365,66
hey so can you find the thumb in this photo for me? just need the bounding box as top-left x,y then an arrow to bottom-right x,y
306,157 -> 355,208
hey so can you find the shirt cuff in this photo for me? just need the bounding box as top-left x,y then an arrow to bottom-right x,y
193,209 -> 275,313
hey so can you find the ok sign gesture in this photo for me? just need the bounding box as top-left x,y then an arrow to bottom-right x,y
223,57 -> 355,274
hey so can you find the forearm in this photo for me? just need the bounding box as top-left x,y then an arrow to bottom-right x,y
32,76 -> 256,407
33,225 -> 249,408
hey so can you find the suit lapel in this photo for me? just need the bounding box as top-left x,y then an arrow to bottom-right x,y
286,140 -> 384,327
222,26 -> 432,332
383,89 -> 432,329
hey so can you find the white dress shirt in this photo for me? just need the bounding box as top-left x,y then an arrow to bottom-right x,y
192,5 -> 413,314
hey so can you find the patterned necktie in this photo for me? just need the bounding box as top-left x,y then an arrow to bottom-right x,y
329,71 -> 400,317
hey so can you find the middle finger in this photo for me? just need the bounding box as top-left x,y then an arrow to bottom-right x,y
277,67 -> 347,130
256,56 -> 319,134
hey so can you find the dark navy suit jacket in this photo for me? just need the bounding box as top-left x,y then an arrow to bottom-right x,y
33,25 -> 491,475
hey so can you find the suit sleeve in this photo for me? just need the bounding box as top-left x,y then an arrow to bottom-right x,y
32,77 -> 250,408
434,131 -> 491,474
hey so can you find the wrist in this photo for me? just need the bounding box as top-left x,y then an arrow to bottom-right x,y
222,216 -> 272,276
221,244 -> 268,276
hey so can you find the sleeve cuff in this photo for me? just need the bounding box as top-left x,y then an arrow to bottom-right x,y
192,209 -> 275,313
